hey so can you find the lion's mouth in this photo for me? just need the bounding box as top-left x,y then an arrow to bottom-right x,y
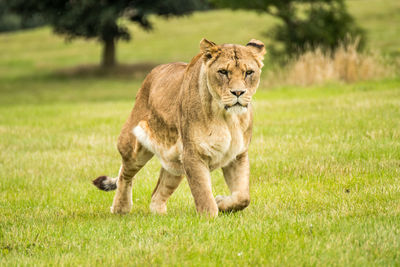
224,102 -> 248,110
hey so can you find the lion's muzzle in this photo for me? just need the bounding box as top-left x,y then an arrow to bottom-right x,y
224,102 -> 248,110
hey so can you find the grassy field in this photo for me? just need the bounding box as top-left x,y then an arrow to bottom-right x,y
1,0 -> 400,265
1,79 -> 400,265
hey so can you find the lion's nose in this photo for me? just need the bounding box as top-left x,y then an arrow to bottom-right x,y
230,90 -> 246,97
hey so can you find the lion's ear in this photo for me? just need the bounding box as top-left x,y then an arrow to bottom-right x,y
200,38 -> 216,53
246,39 -> 266,57
246,39 -> 266,67
200,38 -> 220,60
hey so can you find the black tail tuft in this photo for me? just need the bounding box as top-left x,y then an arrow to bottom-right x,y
92,175 -> 117,191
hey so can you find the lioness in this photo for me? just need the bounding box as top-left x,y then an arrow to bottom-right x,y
93,38 -> 265,217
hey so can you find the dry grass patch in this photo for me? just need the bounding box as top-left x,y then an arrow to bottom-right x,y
265,38 -> 395,87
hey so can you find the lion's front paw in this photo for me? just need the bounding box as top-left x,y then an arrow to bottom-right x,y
110,203 -> 132,214
149,202 -> 167,215
215,195 -> 231,211
215,194 -> 250,212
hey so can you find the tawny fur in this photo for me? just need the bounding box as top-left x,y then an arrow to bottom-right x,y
93,38 -> 266,217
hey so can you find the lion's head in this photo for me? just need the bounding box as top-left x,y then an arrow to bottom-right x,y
200,38 -> 266,114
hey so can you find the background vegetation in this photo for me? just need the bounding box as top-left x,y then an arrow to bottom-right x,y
212,0 -> 366,59
0,0 -> 399,265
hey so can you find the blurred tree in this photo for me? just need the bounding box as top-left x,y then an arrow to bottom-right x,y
211,0 -> 365,58
9,0 -> 207,67
0,0 -> 44,32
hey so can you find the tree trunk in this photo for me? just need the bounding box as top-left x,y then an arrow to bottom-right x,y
101,38 -> 116,68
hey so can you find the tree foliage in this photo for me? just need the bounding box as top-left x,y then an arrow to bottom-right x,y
9,0 -> 207,67
0,0 -> 44,32
212,0 -> 365,58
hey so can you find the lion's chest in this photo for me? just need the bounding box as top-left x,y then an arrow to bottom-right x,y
196,121 -> 245,170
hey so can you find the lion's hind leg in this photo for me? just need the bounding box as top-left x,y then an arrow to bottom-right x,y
110,140 -> 154,214
150,168 -> 183,214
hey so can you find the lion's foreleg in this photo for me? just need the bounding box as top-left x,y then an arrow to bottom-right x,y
183,152 -> 218,218
217,151 -> 250,212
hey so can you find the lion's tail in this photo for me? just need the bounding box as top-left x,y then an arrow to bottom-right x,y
92,175 -> 117,191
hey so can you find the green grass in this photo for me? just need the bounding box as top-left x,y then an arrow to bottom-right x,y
1,79 -> 399,266
1,1 -> 400,265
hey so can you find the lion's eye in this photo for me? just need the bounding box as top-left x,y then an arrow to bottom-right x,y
245,70 -> 254,76
218,69 -> 228,75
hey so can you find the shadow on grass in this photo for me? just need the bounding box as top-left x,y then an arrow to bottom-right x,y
0,62 -> 162,105
53,62 -> 159,79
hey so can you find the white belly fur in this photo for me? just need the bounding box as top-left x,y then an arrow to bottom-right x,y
133,120 -> 244,175
133,122 -> 183,175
